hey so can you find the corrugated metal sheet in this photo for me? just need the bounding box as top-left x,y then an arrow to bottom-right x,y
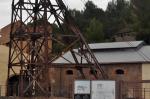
53,41 -> 150,64
53,49 -> 88,64
88,41 -> 144,50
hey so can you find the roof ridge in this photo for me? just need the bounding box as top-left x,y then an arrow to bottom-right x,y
88,41 -> 144,50
89,40 -> 143,45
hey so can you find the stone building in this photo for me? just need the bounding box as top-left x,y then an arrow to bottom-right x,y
0,21 -> 53,96
0,21 -> 22,45
114,28 -> 136,42
53,41 -> 150,98
1,26 -> 150,99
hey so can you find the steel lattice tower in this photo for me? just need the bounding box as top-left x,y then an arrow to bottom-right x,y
8,0 -> 108,96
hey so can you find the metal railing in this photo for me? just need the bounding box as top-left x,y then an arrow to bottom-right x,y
0,85 -> 7,96
119,80 -> 150,99
2,80 -> 150,99
0,84 -> 73,98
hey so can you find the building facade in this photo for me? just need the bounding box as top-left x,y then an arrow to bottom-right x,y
53,41 -> 150,98
1,41 -> 150,98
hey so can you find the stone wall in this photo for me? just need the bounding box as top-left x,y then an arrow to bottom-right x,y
48,63 -> 142,98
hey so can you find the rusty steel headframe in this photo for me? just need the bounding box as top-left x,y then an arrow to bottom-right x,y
8,0 -> 108,97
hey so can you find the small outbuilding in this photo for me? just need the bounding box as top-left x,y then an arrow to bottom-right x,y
53,41 -> 150,99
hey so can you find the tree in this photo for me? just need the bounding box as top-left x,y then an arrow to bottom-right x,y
69,1 -> 106,40
83,1 -> 105,23
69,9 -> 86,32
131,0 -> 150,43
104,0 -> 137,40
85,18 -> 104,43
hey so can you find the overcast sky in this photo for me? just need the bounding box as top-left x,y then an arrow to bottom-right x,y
0,0 -> 112,28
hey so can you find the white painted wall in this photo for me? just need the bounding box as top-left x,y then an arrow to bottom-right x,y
0,45 -> 21,96
142,63 -> 150,99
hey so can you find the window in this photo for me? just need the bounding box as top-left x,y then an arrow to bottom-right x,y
90,70 -> 97,75
115,69 -> 124,75
8,75 -> 19,96
66,70 -> 73,75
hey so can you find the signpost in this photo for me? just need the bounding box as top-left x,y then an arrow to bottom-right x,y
74,80 -> 116,99
74,80 -> 90,99
91,81 -> 115,99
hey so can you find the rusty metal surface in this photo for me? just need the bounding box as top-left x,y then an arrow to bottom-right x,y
8,0 -> 107,97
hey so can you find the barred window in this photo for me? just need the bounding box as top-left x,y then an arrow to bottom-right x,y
115,69 -> 124,75
66,70 -> 73,75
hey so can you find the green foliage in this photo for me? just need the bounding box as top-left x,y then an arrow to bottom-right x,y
70,1 -> 106,42
69,0 -> 137,42
84,1 -> 105,20
56,0 -> 150,44
105,0 -> 136,38
69,9 -> 86,32
131,0 -> 150,43
85,18 -> 104,43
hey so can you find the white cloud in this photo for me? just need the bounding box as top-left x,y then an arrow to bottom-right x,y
65,0 -> 112,10
0,0 -> 11,28
93,0 -> 112,10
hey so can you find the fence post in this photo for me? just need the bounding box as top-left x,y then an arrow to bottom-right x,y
0,85 -> 1,96
144,88 -> 145,99
118,80 -> 123,99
